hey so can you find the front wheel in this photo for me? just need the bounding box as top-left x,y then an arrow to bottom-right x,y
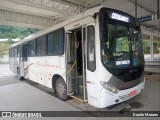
56,77 -> 68,101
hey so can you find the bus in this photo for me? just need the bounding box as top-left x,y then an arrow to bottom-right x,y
9,6 -> 145,108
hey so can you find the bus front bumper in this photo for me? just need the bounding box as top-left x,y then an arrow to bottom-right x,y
100,80 -> 145,108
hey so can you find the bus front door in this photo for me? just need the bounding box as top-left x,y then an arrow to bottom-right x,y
22,44 -> 28,78
66,27 -> 87,102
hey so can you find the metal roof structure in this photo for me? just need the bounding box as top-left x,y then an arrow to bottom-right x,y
0,0 -> 159,30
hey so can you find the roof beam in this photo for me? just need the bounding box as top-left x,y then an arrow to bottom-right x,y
2,0 -> 77,15
127,0 -> 155,14
50,0 -> 80,7
83,0 -> 107,9
0,6 -> 51,18
0,9 -> 52,29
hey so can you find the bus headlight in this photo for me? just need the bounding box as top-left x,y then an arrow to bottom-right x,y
100,81 -> 119,94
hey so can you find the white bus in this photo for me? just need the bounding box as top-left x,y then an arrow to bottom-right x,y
9,6 -> 145,108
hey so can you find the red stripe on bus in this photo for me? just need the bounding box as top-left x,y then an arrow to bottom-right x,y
86,81 -> 91,83
24,63 -> 34,71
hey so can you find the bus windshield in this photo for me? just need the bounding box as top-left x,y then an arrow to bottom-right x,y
101,23 -> 144,69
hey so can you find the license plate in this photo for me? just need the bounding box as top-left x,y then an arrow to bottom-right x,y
128,90 -> 137,97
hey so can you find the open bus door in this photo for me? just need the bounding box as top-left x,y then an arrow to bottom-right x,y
17,45 -> 23,79
22,44 -> 29,79
66,26 -> 87,102
17,43 -> 28,79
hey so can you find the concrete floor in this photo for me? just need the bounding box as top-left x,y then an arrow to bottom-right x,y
0,64 -> 160,120
0,64 -> 79,111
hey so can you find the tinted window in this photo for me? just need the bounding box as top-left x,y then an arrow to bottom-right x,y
23,44 -> 28,61
17,46 -> 19,57
14,47 -> 17,57
47,29 -> 64,55
9,48 -> 11,57
28,40 -> 36,56
11,48 -> 14,57
37,36 -> 46,56
87,26 -> 96,71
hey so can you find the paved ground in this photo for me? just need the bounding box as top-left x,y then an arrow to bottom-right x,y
0,64 -> 80,111
0,64 -> 160,120
145,61 -> 160,73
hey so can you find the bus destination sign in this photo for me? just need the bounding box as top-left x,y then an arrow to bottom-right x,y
111,12 -> 129,22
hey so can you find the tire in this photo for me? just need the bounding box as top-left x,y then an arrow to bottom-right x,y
56,77 -> 68,101
17,68 -> 24,80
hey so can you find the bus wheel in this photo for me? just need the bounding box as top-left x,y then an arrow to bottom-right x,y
56,77 -> 68,101
17,68 -> 24,80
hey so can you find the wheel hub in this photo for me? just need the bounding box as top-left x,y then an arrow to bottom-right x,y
58,84 -> 65,96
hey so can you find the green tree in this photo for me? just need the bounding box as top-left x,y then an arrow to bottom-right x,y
142,40 -> 150,54
0,25 -> 40,55
0,25 -> 40,40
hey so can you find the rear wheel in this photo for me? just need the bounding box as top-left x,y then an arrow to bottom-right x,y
56,77 -> 68,101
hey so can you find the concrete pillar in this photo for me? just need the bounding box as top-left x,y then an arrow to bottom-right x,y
150,29 -> 154,61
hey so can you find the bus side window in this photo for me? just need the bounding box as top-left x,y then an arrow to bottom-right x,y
14,47 -> 17,57
11,48 -> 13,57
23,44 -> 28,61
47,33 -> 54,55
87,26 -> 96,71
47,28 -> 64,55
9,48 -> 11,58
28,40 -> 37,56
17,46 -> 19,57
37,36 -> 47,56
